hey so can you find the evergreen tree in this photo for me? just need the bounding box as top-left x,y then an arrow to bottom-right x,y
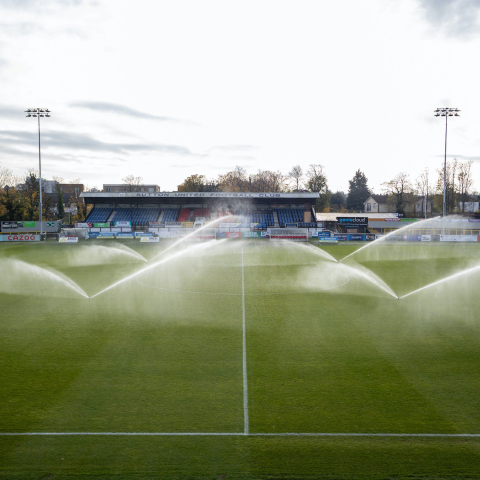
346,170 -> 370,212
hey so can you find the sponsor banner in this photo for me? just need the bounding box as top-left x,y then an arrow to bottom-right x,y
88,232 -> 100,238
216,232 -> 226,238
366,234 -> 375,241
24,221 -> 36,228
135,232 -> 154,237
59,236 -> 78,243
218,223 -> 241,228
319,237 -> 338,243
165,222 -> 182,226
158,230 -> 173,238
148,222 -> 163,226
337,217 -> 368,226
0,234 -> 40,241
98,232 -> 115,238
114,221 -> 131,227
334,234 -> 348,241
469,219 -> 480,223
75,223 -> 91,228
316,231 -> 331,238
140,236 -> 160,242
421,235 -> 432,242
348,234 -> 365,241
182,222 -> 194,228
440,235 -> 478,242
226,232 -> 241,238
1,221 -> 20,228
402,235 -> 422,241
384,218 -> 401,222
116,232 -> 135,238
261,231 -> 268,237
94,223 -> 109,228
242,231 -> 261,238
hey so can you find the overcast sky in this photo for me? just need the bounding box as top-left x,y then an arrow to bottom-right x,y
0,0 -> 479,193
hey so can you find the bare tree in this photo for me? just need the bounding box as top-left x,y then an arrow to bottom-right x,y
382,172 -> 414,215
122,174 -> 143,186
415,168 -> 431,217
436,159 -> 459,213
288,165 -> 304,191
306,164 -> 328,194
458,160 -> 474,212
0,166 -> 15,188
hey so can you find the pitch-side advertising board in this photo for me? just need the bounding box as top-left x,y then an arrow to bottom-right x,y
59,236 -> 78,243
0,234 -> 40,241
140,237 -> 160,242
440,235 -> 478,242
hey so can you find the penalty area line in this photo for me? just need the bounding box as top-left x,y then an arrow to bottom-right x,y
1,432 -> 479,437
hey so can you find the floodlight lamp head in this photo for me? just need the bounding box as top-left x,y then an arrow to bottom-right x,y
45,114 -> 50,117
32,114 -> 37,117
26,114 -> 31,117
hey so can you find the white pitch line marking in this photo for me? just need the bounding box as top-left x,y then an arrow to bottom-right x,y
242,245 -> 249,435
1,432 -> 479,437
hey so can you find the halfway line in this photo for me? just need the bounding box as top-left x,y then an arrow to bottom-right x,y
1,432 -> 479,437
242,245 -> 249,435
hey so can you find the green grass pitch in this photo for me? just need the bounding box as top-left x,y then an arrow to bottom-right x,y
1,238 -> 480,479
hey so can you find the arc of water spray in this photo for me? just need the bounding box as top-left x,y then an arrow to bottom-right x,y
339,216 -> 441,263
90,240 -> 219,299
399,263 -> 480,300
148,215 -> 232,263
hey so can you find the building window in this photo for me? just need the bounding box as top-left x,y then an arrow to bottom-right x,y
115,188 -> 119,192
141,188 -> 144,192
123,188 -> 127,192
366,204 -> 371,212
149,187 -> 154,193
106,187 -> 111,192
134,188 -> 137,192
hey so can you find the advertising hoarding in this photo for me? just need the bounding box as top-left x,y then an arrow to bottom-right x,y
59,236 -> 78,243
116,232 -> 135,238
94,223 -> 109,228
98,232 -> 115,238
0,234 -> 40,241
440,235 -> 478,242
114,221 -> 131,227
140,236 -> 160,242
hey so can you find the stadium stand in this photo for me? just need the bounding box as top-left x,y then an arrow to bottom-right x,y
85,207 -> 112,223
178,208 -> 191,222
275,208 -> 312,226
192,208 -> 210,220
162,208 -> 180,223
111,208 -> 161,226
216,209 -> 234,219
237,210 -> 274,226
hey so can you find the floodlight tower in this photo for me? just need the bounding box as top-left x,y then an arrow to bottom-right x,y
434,108 -> 460,220
25,108 -> 51,239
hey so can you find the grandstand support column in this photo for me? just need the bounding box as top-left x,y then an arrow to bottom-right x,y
434,107 -> 460,233
25,108 -> 51,239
